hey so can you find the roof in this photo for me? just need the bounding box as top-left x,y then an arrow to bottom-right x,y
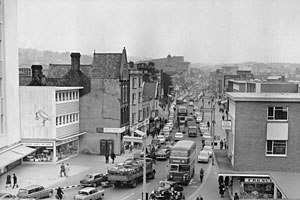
172,140 -> 196,150
143,82 -> 157,100
227,92 -> 300,102
48,64 -> 93,78
79,187 -> 97,192
55,87 -> 83,91
92,53 -> 122,78
21,185 -> 43,189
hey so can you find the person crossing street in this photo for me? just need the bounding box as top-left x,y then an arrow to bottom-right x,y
200,168 -> 204,183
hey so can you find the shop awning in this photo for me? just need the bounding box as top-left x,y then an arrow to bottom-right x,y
0,145 -> 36,168
56,132 -> 86,141
218,171 -> 270,177
269,171 -> 300,199
134,130 -> 146,137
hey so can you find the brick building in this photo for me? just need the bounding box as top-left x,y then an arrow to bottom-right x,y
219,92 -> 300,199
46,48 -> 130,155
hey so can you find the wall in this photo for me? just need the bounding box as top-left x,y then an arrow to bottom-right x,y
261,83 -> 298,93
0,0 -> 20,149
79,78 -> 121,154
234,101 -> 300,172
19,87 -> 56,139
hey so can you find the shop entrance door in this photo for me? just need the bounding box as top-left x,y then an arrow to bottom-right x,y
99,139 -> 114,155
100,140 -> 107,156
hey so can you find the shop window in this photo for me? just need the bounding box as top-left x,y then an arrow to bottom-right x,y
268,106 -> 288,121
266,140 -> 287,155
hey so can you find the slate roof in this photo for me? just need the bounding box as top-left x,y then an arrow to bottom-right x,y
143,82 -> 157,100
92,53 -> 122,79
48,64 -> 93,78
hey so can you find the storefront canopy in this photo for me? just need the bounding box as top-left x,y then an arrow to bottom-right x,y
269,171 -> 300,199
0,145 -> 36,168
134,130 -> 146,137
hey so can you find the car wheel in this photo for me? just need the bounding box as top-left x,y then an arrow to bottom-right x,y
48,191 -> 53,198
93,182 -> 97,187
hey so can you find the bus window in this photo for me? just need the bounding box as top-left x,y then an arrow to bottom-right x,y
170,165 -> 178,172
179,165 -> 190,172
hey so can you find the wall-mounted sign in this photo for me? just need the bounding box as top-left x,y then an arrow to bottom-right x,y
24,142 -> 53,147
222,120 -> 232,130
96,127 -> 104,133
123,136 -> 143,143
245,178 -> 271,183
104,126 -> 126,133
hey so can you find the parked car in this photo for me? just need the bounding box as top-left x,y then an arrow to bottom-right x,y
198,151 -> 210,163
17,185 -> 53,199
0,193 -> 17,200
203,146 -> 213,157
80,173 -> 108,187
156,147 -> 171,160
157,135 -> 166,145
174,132 -> 184,141
74,187 -> 105,200
196,117 -> 202,123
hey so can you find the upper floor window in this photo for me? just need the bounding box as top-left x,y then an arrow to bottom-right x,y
132,78 -> 137,89
132,93 -> 136,105
138,92 -> 142,103
266,140 -> 287,155
268,106 -> 288,120
139,77 -> 142,88
132,113 -> 136,125
56,91 -> 79,102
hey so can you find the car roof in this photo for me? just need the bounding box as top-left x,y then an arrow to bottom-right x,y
189,126 -> 197,128
175,132 -> 183,135
88,173 -> 102,176
79,187 -> 97,192
20,185 -> 44,190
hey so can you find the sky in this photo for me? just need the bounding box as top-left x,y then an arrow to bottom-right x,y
17,0 -> 300,64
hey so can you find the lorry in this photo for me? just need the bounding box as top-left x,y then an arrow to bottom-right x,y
107,157 -> 156,188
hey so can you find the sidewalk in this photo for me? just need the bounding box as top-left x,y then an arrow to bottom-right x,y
187,98 -> 231,200
0,146 -> 145,195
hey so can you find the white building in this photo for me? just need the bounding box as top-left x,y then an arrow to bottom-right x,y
0,0 -> 34,175
20,86 -> 85,163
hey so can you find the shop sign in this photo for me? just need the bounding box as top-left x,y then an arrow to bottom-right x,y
96,127 -> 104,133
222,120 -> 232,130
104,126 -> 126,133
169,158 -> 188,164
56,137 -> 78,146
123,136 -> 143,143
245,178 -> 271,183
24,142 -> 53,147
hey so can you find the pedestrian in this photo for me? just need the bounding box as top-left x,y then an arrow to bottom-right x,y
218,175 -> 224,185
65,163 -> 70,177
219,183 -> 225,198
222,115 -> 225,120
55,187 -> 64,200
129,144 -> 133,153
6,174 -> 11,188
207,121 -> 210,128
200,168 -> 204,183
105,153 -> 109,163
224,139 -> 227,150
196,194 -> 204,200
60,163 -> 66,177
111,152 -> 116,164
12,174 -> 18,188
224,176 -> 229,188
234,192 -> 240,200
220,139 -> 224,150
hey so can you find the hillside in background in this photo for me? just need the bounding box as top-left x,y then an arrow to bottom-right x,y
19,48 -> 152,68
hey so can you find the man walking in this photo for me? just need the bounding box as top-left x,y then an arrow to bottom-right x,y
200,168 -> 204,183
12,174 -> 18,188
65,164 -> 70,177
6,174 -> 11,188
105,153 -> 109,163
60,163 -> 66,177
111,152 -> 116,164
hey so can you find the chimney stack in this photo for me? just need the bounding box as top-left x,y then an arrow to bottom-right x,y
71,53 -> 81,71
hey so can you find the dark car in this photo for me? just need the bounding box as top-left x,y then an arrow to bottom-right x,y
156,147 -> 171,160
80,173 -> 108,187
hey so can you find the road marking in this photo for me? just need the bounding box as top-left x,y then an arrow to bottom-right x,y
121,193 -> 135,200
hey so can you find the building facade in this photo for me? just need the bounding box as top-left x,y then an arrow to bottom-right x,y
220,92 -> 300,199
20,86 -> 84,163
0,0 -> 35,175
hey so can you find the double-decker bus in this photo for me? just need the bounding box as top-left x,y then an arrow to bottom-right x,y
177,106 -> 188,126
176,97 -> 184,105
168,140 -> 196,185
188,125 -> 198,137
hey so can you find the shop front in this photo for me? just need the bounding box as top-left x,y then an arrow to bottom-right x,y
218,173 -> 284,200
23,134 -> 83,163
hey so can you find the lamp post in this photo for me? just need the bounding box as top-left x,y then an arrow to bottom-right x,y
143,134 -> 146,200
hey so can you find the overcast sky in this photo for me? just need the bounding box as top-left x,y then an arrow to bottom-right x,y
18,0 -> 300,64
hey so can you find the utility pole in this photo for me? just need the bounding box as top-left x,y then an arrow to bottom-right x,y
143,135 -> 147,200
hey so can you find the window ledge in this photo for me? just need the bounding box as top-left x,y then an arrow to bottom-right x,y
265,154 -> 287,158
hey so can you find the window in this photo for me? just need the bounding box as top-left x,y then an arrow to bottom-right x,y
268,107 -> 288,120
132,93 -> 136,105
56,117 -> 58,126
132,78 -> 137,88
59,93 -> 62,101
266,140 -> 287,155
138,110 -> 142,121
63,116 -> 66,124
138,92 -> 142,103
139,77 -> 142,87
66,115 -> 69,123
55,93 -> 58,102
66,92 -> 69,100
132,113 -> 136,125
